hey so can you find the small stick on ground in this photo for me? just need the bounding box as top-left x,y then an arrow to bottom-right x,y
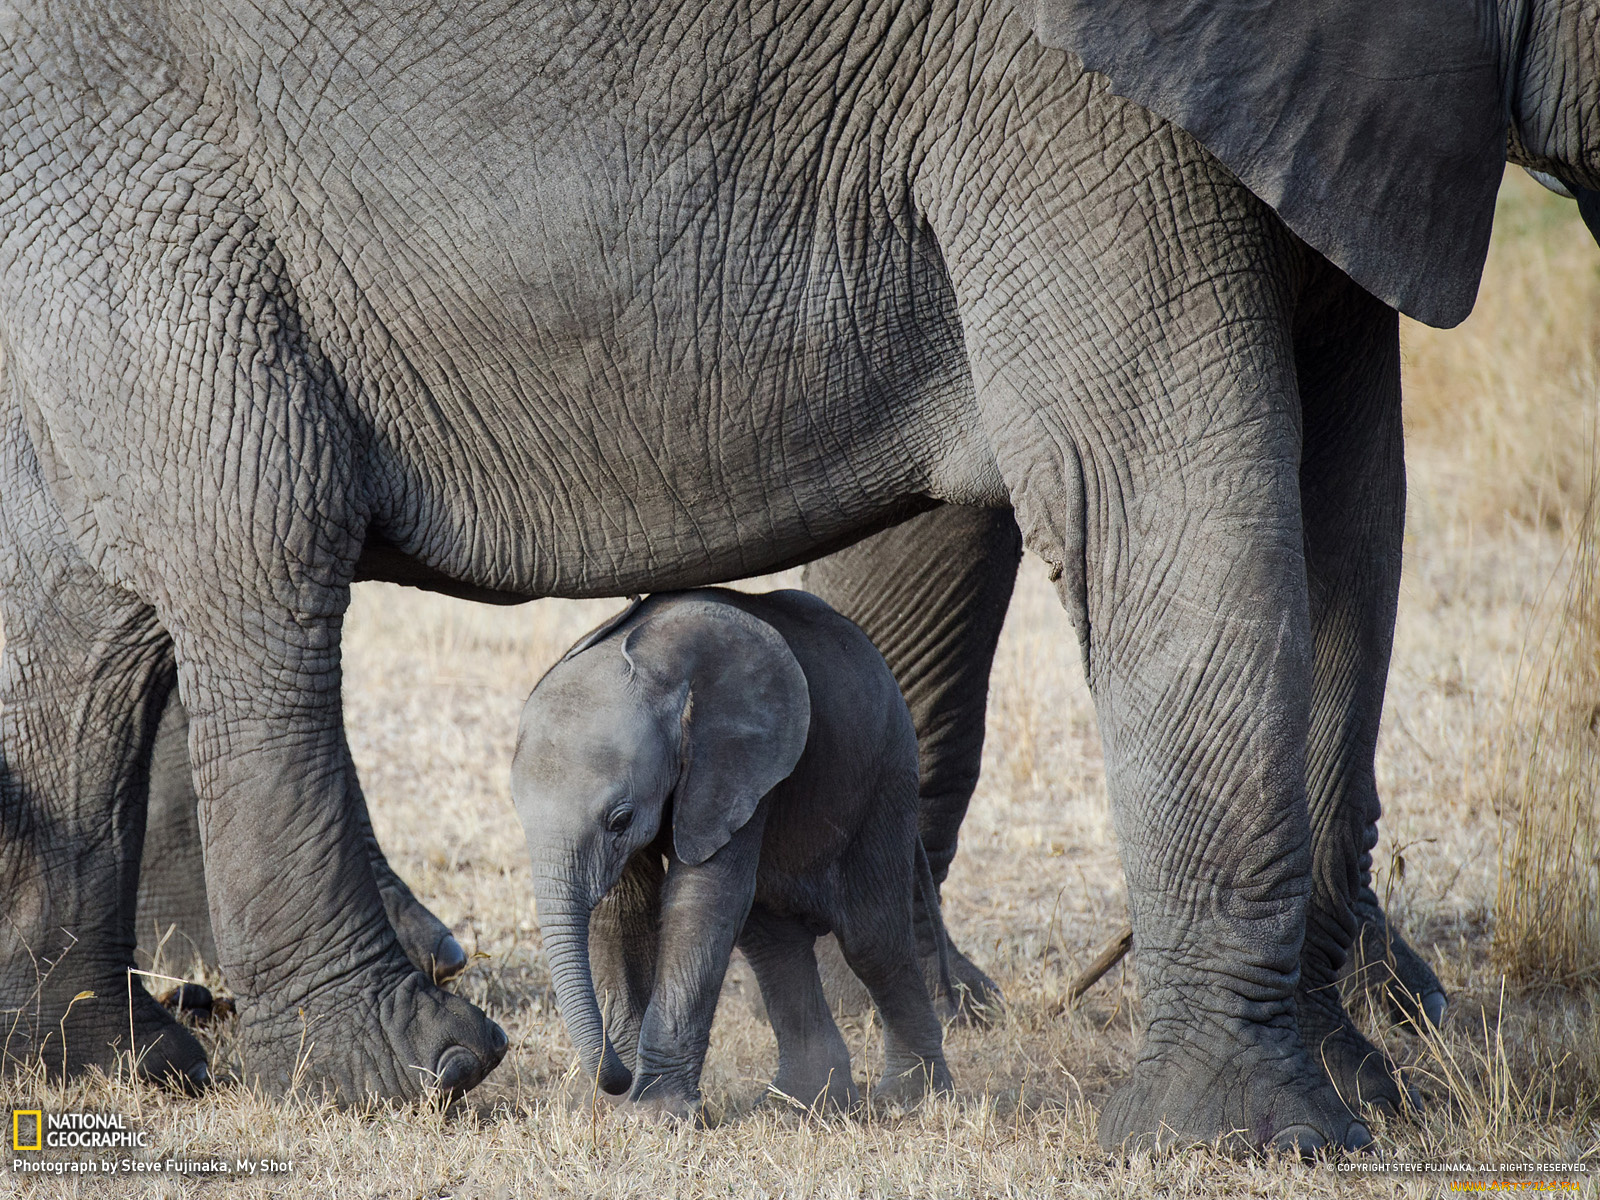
1066,925 -> 1132,1005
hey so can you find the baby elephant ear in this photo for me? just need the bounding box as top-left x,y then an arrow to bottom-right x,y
623,602 -> 811,866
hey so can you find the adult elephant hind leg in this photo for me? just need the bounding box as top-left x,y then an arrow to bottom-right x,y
0,403 -> 206,1090
802,505 -> 1021,1022
737,908 -> 858,1113
136,693 -> 470,986
135,692 -> 218,975
1293,276 -> 1426,1114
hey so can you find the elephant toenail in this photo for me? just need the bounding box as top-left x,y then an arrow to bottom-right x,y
432,934 -> 469,985
186,1061 -> 212,1090
1270,1124 -> 1327,1158
1343,1122 -> 1374,1153
434,1046 -> 483,1096
486,1020 -> 509,1060
1421,991 -> 1448,1028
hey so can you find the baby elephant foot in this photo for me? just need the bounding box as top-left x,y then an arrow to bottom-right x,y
238,962 -> 506,1102
1098,1020 -> 1371,1158
874,1055 -> 954,1108
769,1066 -> 861,1114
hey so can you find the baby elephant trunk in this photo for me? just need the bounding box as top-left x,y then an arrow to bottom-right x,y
535,882 -> 633,1097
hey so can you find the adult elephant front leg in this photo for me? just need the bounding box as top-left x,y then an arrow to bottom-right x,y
802,505 -> 1021,1018
137,692 -> 469,986
44,268 -> 511,1101
168,554 -> 503,1099
925,66 -> 1366,1151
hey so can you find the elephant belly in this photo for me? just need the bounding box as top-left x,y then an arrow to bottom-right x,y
332,194 -> 993,599
241,5 -> 1001,599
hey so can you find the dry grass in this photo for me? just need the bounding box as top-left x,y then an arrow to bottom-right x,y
1493,471 -> 1600,984
8,168 -> 1600,1196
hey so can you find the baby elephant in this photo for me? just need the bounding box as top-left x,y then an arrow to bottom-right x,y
513,588 -> 954,1117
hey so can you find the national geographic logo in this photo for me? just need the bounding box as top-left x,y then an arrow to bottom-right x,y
10,1109 -> 147,1150
12,1111 -> 39,1152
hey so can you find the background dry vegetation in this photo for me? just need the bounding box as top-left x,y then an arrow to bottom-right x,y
9,170 -> 1600,1197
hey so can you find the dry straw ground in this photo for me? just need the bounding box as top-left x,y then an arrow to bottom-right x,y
8,170 -> 1600,1197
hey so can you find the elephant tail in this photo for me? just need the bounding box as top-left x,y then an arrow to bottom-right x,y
913,836 -> 953,1005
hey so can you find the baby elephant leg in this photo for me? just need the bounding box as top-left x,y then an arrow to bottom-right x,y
588,853 -> 665,1068
834,867 -> 952,1103
738,908 -> 858,1112
629,827 -> 764,1117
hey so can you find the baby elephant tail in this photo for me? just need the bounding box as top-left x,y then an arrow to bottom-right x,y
914,837 -> 954,1005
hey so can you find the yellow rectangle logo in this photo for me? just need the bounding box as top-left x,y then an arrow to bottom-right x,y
12,1109 -> 41,1151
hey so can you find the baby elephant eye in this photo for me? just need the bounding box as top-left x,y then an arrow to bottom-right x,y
605,807 -> 634,835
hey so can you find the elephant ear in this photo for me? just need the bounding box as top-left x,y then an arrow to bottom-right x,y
560,596 -> 645,663
1019,0 -> 1508,328
622,600 -> 812,866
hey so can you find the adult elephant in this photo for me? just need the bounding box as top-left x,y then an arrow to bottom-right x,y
134,503 -> 1445,1025
1,0 -> 1593,1153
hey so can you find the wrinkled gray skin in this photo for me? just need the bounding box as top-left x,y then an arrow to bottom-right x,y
136,502 -> 1444,1028
2,0 -> 1596,1150
515,589 -> 952,1116
134,694 -> 468,986
802,505 -> 1450,1032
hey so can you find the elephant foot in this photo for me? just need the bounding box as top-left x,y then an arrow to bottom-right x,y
237,963 -> 505,1102
1349,889 -> 1447,1030
379,883 -> 469,986
619,1083 -> 698,1123
769,1065 -> 861,1114
930,936 -> 1004,1027
124,989 -> 214,1094
4,973 -> 211,1094
873,1056 -> 954,1108
1098,1021 -> 1370,1157
1298,983 -> 1411,1118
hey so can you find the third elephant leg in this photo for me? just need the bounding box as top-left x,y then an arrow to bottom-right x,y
136,684 -> 469,986
1291,269 -> 1442,1113
803,504 -> 1021,1017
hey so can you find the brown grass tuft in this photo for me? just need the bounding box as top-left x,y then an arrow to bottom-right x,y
1493,442 -> 1600,983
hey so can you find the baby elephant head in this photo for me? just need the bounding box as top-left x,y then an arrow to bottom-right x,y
512,599 -> 811,1096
